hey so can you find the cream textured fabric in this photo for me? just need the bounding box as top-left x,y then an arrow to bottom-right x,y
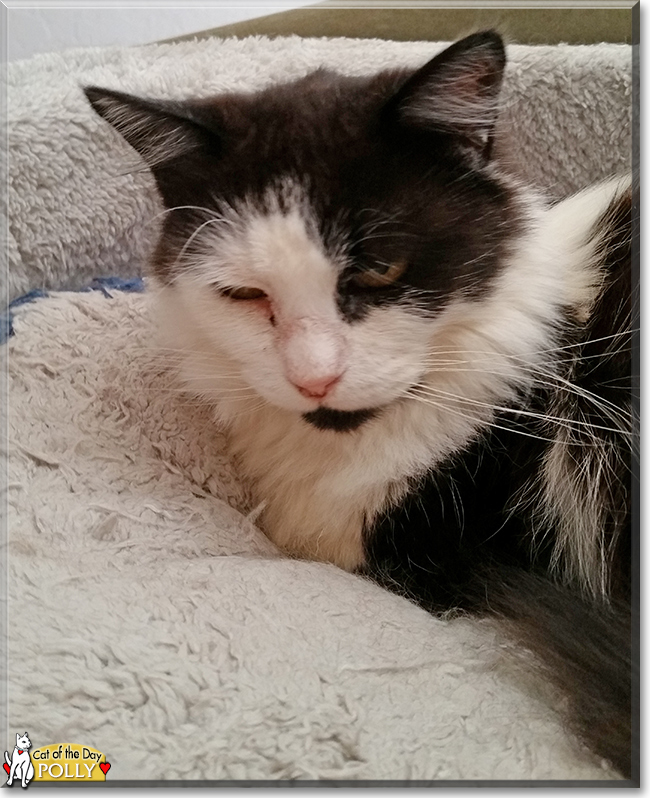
6,37 -> 631,304
7,289 -> 618,781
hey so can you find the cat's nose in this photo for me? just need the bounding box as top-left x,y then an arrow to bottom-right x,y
293,374 -> 342,400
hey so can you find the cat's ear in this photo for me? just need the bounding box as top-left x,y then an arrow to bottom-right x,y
386,30 -> 506,160
83,86 -> 219,169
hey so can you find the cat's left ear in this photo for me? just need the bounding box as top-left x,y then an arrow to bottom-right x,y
386,30 -> 506,161
83,86 -> 220,169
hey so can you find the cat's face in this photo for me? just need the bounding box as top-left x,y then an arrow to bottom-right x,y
86,32 -> 524,431
16,733 -> 30,750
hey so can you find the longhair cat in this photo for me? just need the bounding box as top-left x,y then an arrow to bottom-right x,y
85,31 -> 636,778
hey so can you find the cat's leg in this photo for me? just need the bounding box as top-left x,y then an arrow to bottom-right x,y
7,759 -> 17,786
20,761 -> 29,788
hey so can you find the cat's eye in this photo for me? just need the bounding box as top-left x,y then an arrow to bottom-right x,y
351,260 -> 408,288
221,286 -> 268,301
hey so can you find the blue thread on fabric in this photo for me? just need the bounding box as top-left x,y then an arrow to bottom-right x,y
1,278 -> 145,345
1,289 -> 49,344
90,277 -> 146,298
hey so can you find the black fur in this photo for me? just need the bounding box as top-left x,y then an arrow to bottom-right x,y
303,407 -> 378,432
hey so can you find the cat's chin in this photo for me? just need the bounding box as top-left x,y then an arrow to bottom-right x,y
302,407 -> 379,432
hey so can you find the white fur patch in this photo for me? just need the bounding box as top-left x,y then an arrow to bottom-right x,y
534,175 -> 632,597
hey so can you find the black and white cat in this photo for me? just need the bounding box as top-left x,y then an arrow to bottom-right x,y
85,31 -> 636,778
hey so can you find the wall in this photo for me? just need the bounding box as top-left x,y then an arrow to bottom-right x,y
6,2 -> 314,62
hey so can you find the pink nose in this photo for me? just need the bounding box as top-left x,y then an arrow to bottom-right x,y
294,375 -> 342,400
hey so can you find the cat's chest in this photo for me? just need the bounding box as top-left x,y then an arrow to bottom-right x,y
227,398 -> 481,570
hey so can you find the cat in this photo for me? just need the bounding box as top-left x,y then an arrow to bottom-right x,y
5,733 -> 35,788
84,31 -> 636,778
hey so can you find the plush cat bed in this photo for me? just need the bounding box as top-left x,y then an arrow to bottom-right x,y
7,285 -> 618,782
6,35 -> 631,783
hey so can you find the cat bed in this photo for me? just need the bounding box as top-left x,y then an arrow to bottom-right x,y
6,35 -> 631,783
7,285 -> 618,782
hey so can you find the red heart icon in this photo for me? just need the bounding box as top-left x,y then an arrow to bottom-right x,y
99,762 -> 111,775
3,763 -> 9,775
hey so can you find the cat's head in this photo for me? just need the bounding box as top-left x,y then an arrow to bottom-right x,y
85,32 -> 531,432
16,733 -> 31,750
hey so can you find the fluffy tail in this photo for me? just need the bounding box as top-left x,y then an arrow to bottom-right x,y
475,566 -> 634,780
370,554 -> 634,778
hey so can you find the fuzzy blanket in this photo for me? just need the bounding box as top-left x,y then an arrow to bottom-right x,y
5,35 -> 631,783
6,36 -> 631,305
7,287 -> 618,782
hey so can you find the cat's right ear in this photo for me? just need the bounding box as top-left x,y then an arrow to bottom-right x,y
83,86 -> 220,170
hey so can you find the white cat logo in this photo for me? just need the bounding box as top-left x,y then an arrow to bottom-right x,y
4,732 -> 35,788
